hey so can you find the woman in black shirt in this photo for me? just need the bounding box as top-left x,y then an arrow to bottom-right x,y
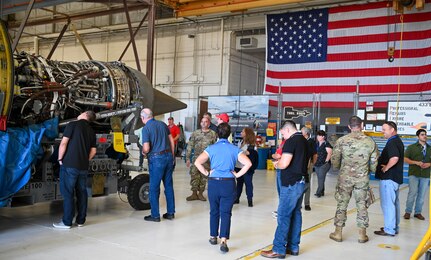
314,130 -> 333,197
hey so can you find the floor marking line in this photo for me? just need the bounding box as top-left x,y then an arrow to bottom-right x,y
238,185 -> 408,259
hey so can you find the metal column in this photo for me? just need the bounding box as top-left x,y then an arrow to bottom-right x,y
119,12 -> 149,61
11,0 -> 35,52
123,0 -> 141,72
146,0 -> 155,83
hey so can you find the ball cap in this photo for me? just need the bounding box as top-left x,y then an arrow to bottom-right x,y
216,113 -> 230,123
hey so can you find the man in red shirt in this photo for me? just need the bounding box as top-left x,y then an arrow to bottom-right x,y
167,117 -> 180,147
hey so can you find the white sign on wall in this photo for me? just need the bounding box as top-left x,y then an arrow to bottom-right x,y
387,101 -> 431,135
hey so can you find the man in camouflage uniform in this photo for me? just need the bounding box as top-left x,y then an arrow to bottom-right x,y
185,117 -> 217,201
329,116 -> 378,243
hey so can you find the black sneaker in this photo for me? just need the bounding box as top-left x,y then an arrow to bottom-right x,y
220,242 -> 229,253
304,205 -> 311,211
209,236 -> 217,245
286,249 -> 299,256
144,215 -> 161,222
162,213 -> 175,220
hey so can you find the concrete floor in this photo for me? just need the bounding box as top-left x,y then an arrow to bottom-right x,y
0,156 -> 429,260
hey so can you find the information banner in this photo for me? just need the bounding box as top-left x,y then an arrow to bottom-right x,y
208,95 -> 269,134
387,101 -> 431,135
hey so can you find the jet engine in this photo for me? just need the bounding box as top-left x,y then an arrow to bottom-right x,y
6,51 -> 185,132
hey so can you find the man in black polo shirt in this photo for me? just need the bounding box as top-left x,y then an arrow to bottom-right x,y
374,121 -> 404,236
301,126 -> 316,211
141,108 -> 176,222
54,111 -> 97,229
261,120 -> 308,258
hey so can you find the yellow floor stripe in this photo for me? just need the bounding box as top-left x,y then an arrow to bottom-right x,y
238,185 -> 408,260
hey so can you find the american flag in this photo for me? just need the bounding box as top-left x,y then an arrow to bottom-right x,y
265,1 -> 431,108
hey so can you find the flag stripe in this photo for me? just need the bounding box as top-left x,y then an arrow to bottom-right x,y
329,0 -> 431,15
328,12 -> 431,30
328,47 -> 431,61
269,91 -> 431,101
267,63 -> 431,79
329,29 -> 431,46
266,73 -> 431,87
329,21 -> 431,38
267,56 -> 431,72
329,1 -> 389,14
328,38 -> 431,55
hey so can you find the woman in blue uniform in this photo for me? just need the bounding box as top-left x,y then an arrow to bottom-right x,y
195,123 -> 252,253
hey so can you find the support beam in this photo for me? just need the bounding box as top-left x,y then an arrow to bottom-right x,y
119,12 -> 149,61
146,0 -> 156,84
1,0 -> 76,16
47,19 -> 71,60
71,24 -> 93,60
175,0 -> 309,17
11,0 -> 35,52
123,0 -> 141,72
8,4 -> 148,28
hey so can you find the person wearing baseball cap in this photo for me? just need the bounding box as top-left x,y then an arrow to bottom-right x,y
216,113 -> 230,125
216,113 -> 232,142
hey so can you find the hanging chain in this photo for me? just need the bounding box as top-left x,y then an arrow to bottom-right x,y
387,1 -> 397,62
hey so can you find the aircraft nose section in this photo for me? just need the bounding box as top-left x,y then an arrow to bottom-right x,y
127,67 -> 186,115
128,67 -> 186,130
152,89 -> 187,116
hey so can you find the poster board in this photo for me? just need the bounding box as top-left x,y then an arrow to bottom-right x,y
387,101 -> 431,135
208,95 -> 269,134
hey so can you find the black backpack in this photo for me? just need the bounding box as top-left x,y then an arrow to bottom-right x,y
247,147 -> 259,172
176,123 -> 186,156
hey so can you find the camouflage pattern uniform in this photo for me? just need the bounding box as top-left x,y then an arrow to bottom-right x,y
331,131 -> 378,228
186,129 -> 217,192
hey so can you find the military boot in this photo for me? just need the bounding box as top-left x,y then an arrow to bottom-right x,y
186,191 -> 199,201
198,191 -> 207,201
329,226 -> 343,242
358,228 -> 369,243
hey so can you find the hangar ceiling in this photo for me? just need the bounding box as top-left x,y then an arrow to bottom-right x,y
2,0 -> 376,22
158,0 -> 374,18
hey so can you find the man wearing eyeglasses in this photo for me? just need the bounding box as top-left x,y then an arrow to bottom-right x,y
403,129 -> 431,221
374,121 -> 404,237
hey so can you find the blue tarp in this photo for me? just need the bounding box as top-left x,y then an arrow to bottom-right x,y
0,118 -> 59,207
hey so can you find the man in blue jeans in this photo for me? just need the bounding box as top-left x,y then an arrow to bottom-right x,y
403,129 -> 431,221
54,111 -> 97,229
141,108 -> 175,222
261,120 -> 308,258
374,121 -> 404,236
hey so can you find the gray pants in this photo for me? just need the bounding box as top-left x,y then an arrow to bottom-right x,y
303,162 -> 313,206
315,162 -> 331,196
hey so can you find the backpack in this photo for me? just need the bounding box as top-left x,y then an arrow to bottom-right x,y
176,123 -> 186,157
247,147 -> 259,172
